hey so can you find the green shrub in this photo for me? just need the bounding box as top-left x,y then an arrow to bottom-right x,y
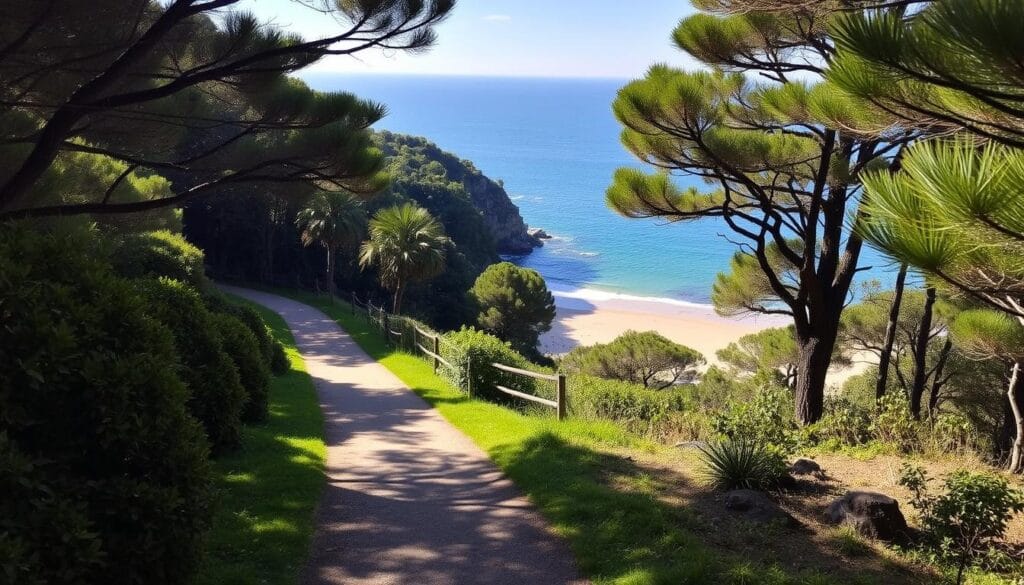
698,440 -> 788,491
136,278 -> 246,453
899,465 -> 1024,584
211,296 -> 290,376
469,262 -> 555,356
441,327 -> 541,404
0,225 -> 212,585
711,386 -> 797,456
110,229 -> 208,289
566,373 -> 689,437
872,392 -> 919,452
808,397 -> 872,447
212,313 -> 271,422
926,412 -> 976,455
561,330 -> 705,389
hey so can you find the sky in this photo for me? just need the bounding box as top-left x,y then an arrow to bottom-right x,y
236,0 -> 699,79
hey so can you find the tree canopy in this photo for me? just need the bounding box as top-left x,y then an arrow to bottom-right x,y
468,262 -> 555,357
0,0 -> 454,219
562,330 -> 705,390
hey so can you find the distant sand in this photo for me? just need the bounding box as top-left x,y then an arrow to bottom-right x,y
540,286 -> 867,387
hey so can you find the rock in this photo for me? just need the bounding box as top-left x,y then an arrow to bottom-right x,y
527,227 -> 552,240
826,491 -> 908,541
789,458 -> 822,476
724,489 -> 798,527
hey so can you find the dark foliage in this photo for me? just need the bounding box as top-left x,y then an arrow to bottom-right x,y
211,312 -> 271,423
0,225 -> 212,585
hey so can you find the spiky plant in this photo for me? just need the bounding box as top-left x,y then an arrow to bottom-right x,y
697,440 -> 787,492
359,203 -> 448,314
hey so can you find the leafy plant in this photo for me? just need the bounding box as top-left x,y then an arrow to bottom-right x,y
871,392 -> 919,452
110,229 -> 208,289
697,440 -> 787,492
898,465 -> 1024,585
809,397 -> 872,447
440,327 -> 541,405
212,313 -> 271,423
711,386 -> 797,456
563,330 -> 705,389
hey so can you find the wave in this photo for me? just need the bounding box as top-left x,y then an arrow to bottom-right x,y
548,282 -> 717,313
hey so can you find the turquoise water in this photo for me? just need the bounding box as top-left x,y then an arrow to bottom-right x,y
304,74 -> 895,305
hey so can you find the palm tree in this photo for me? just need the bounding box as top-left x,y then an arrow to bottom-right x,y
359,203 -> 448,314
295,192 -> 366,299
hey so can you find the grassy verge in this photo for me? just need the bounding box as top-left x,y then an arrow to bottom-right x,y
280,290 -> 918,585
194,297 -> 325,585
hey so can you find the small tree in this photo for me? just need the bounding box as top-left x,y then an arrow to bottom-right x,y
899,465 -> 1024,585
359,203 -> 448,314
469,262 -> 555,356
717,326 -> 800,388
562,330 -> 705,389
295,192 -> 366,298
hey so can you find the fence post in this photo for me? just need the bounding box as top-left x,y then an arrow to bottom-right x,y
431,335 -> 440,373
382,313 -> 389,342
556,374 -> 567,421
466,354 -> 473,398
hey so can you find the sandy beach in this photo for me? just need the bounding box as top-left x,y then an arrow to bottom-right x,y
539,287 -> 869,387
539,287 -> 786,364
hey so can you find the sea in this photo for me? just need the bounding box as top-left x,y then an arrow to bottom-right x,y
303,74 -> 898,309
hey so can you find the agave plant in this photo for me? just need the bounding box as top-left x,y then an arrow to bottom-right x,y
697,440 -> 786,492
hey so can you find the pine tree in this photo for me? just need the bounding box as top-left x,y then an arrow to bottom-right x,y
0,0 -> 453,218
607,1 -> 914,423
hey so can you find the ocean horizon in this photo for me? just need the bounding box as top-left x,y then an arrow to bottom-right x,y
304,73 -> 899,310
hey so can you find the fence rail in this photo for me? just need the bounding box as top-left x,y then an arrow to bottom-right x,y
341,290 -> 567,420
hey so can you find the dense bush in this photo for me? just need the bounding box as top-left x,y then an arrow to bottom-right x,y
0,225 -> 212,585
871,392 -> 919,452
566,374 -> 689,437
469,262 -> 555,357
561,330 -> 705,389
698,441 -> 788,491
440,327 -> 541,404
205,293 -> 290,376
110,229 -> 208,289
711,386 -> 798,456
212,312 -> 271,422
900,465 -> 1024,584
808,397 -> 873,447
136,278 -> 246,453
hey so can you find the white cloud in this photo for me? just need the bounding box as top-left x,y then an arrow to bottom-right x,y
482,14 -> 512,22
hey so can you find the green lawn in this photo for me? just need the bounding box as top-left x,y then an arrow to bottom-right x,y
281,290 -> 893,585
195,297 -> 325,585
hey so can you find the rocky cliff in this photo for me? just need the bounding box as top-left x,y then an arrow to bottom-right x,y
374,131 -> 541,255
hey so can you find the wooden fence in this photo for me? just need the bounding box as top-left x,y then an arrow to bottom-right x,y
345,291 -> 567,420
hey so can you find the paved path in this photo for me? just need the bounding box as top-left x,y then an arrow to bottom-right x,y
224,287 -> 585,585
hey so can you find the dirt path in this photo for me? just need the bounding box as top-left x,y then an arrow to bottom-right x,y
223,287 -> 585,585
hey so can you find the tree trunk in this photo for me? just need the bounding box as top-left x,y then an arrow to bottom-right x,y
876,264 -> 908,401
1007,360 -> 1024,474
927,337 -> 953,416
909,286 -> 936,419
393,281 -> 404,314
794,333 -> 836,424
325,245 -> 336,300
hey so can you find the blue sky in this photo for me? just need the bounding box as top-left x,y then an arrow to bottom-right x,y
237,1 -> 699,79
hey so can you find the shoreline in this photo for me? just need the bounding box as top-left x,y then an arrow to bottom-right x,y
540,284 -> 787,362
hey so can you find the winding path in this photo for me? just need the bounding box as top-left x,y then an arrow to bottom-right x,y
223,287 -> 585,585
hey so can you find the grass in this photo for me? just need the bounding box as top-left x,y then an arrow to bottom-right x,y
194,297 -> 325,585
278,290 -> 908,585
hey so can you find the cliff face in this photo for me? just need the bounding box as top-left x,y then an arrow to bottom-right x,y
374,131 -> 541,255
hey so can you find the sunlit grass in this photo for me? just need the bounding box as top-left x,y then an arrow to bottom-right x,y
194,297 -> 325,585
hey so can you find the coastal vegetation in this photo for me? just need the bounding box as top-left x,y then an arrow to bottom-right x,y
4,0 -> 1024,584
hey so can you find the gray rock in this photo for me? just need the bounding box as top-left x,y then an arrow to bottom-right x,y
724,489 -> 798,527
789,458 -> 822,476
527,227 -> 552,240
826,491 -> 908,541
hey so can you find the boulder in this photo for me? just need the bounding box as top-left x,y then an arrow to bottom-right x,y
788,458 -> 822,476
528,227 -> 552,240
826,491 -> 908,541
724,489 -> 798,527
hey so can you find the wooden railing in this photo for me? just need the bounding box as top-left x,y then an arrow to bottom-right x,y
343,290 -> 567,420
